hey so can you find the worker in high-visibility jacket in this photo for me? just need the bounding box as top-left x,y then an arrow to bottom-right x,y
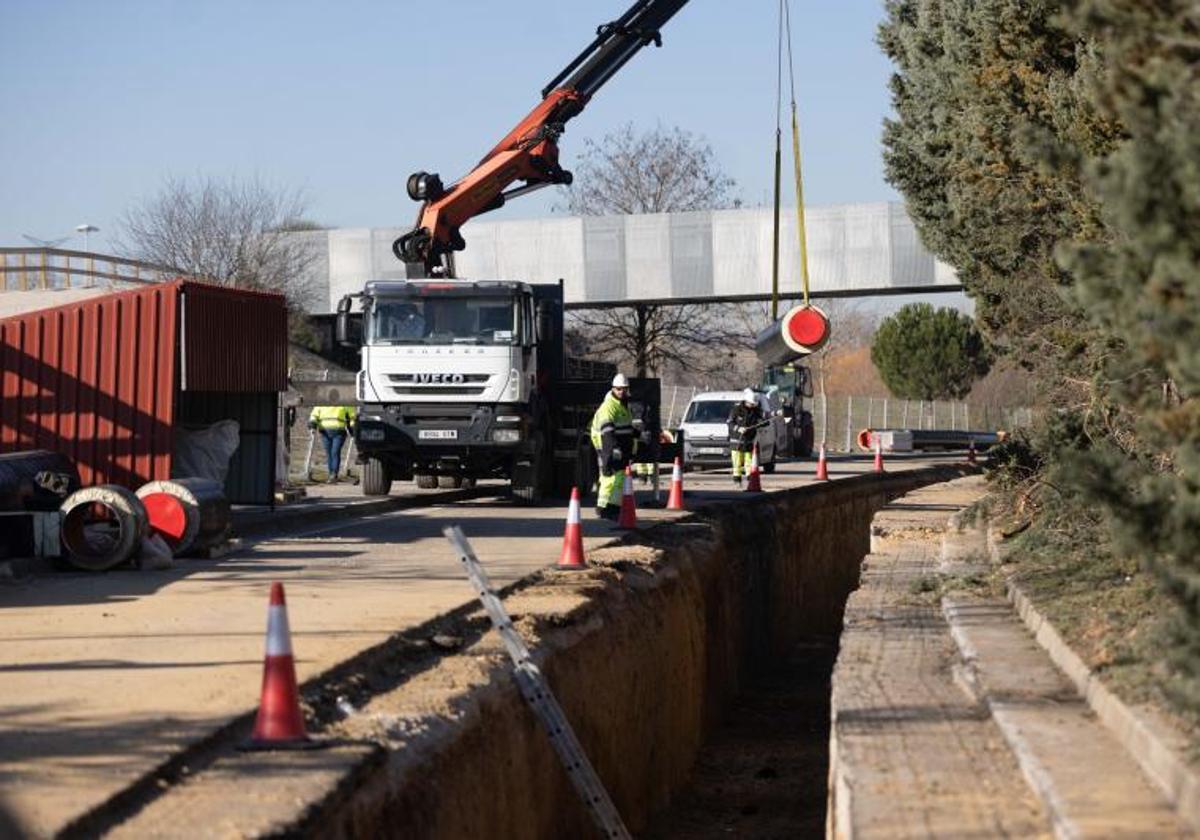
590,373 -> 636,519
727,388 -> 764,487
309,401 -> 356,483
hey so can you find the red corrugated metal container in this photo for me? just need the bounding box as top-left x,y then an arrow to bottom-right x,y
0,280 -> 287,501
180,281 -> 288,392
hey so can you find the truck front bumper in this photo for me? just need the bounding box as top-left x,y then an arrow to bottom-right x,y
354,403 -> 530,467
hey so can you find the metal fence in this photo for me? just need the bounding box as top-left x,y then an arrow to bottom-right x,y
0,248 -> 179,291
661,385 -> 1034,452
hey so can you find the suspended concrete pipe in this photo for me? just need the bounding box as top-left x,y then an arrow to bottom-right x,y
59,485 -> 149,571
754,303 -> 831,367
136,478 -> 231,555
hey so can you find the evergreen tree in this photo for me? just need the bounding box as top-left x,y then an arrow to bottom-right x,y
877,0 -> 1117,396
1057,0 -> 1200,709
871,303 -> 991,400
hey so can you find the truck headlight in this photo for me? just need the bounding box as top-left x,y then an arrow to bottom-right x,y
503,369 -> 521,401
491,428 -> 521,443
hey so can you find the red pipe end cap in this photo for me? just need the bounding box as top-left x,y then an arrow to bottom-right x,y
141,493 -> 187,541
787,307 -> 830,348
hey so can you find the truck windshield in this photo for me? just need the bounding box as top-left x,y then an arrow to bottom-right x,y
367,297 -> 517,345
684,401 -> 735,423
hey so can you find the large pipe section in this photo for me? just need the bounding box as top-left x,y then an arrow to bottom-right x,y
135,478 -> 230,555
59,485 -> 149,571
858,428 -> 1004,452
0,450 -> 80,512
755,303 -> 831,366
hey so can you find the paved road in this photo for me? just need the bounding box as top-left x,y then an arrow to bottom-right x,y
0,452 -> 961,836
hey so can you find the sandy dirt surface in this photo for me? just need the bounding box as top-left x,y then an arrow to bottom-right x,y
0,452 -> 960,836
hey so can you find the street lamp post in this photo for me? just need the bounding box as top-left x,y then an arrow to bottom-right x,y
75,224 -> 100,288
75,224 -> 99,252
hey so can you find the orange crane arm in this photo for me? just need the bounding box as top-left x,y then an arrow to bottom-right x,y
394,0 -> 690,275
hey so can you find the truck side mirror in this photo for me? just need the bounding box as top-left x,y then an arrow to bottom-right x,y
335,296 -> 361,347
536,301 -> 552,346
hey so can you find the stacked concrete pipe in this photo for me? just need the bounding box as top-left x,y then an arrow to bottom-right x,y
59,485 -> 148,571
135,478 -> 230,555
0,450 -> 80,512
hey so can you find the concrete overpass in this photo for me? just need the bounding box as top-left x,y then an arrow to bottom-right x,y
308,202 -> 960,312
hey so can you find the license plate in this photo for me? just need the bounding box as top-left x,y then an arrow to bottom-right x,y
696,447 -> 724,455
359,428 -> 385,441
419,429 -> 458,440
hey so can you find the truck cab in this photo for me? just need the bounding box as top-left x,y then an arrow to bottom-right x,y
762,363 -> 815,457
338,279 -> 665,503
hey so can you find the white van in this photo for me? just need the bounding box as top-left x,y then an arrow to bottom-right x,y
680,390 -> 785,472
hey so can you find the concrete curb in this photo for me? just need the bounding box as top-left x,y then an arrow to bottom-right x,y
1007,581 -> 1200,832
942,599 -> 1081,840
982,509 -> 1199,830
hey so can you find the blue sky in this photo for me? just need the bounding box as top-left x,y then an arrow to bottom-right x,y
0,1 -> 900,253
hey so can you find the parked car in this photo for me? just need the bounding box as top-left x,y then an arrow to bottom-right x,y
680,390 -> 786,472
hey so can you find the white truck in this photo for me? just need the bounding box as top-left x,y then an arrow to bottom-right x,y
336,279 -> 668,503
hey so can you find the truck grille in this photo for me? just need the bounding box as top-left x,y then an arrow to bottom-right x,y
386,373 -> 492,397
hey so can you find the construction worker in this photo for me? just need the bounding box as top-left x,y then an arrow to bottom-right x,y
309,393 -> 355,483
590,373 -> 636,519
727,388 -> 764,487
631,415 -> 656,484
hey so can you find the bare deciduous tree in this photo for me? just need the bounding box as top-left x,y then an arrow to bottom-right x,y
558,124 -> 746,377
114,175 -> 324,313
568,303 -> 758,381
558,123 -> 738,215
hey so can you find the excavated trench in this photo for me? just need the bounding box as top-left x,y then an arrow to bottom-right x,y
292,466 -> 969,839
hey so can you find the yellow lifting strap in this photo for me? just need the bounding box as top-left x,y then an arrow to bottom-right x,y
771,0 -> 811,317
783,0 -> 811,306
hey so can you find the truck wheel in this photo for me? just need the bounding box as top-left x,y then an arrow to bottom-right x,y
512,434 -> 547,504
552,463 -> 575,499
362,458 -> 392,496
415,473 -> 438,490
438,475 -> 463,489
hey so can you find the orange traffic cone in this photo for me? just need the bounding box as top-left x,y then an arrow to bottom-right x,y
967,438 -> 977,465
244,582 -> 311,749
815,443 -> 830,481
558,487 -> 587,570
617,466 -> 638,528
666,457 -> 685,510
745,445 -> 763,492
873,435 -> 885,473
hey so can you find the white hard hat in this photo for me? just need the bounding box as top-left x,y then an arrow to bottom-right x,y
742,388 -> 756,404
612,373 -> 629,388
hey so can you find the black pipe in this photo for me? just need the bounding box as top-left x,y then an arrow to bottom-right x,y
0,450 -> 80,512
